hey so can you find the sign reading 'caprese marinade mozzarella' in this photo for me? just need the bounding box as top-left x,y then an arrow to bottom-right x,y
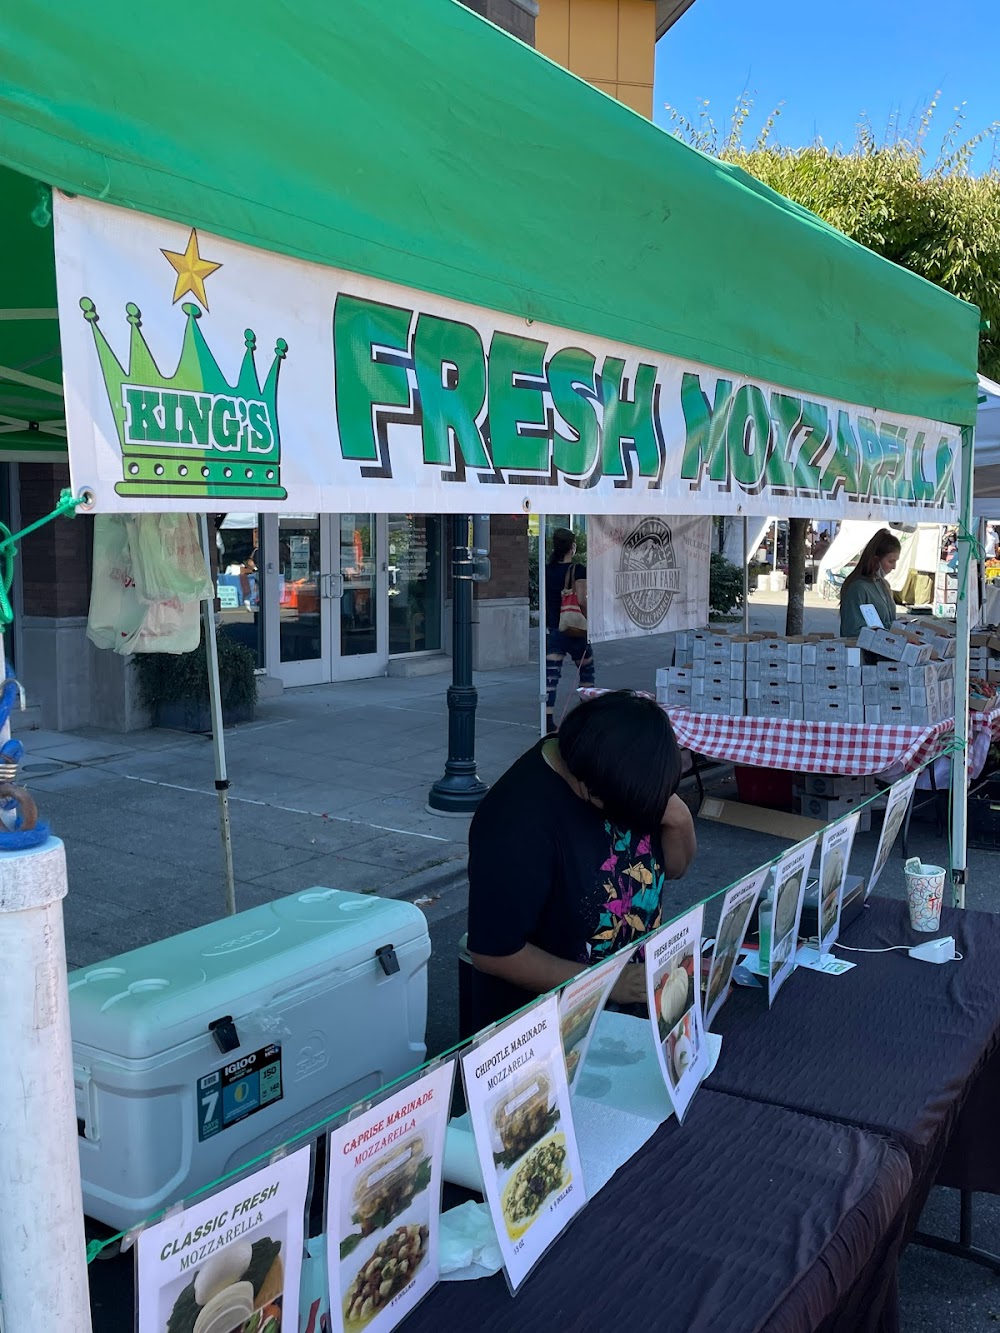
55,194 -> 961,519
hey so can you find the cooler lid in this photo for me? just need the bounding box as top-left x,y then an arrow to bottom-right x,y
69,888 -> 427,1060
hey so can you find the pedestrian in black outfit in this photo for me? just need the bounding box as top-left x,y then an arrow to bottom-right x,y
545,527 -> 595,733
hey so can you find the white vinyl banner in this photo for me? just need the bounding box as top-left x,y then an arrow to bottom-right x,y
53,194 -> 962,520
585,515 -> 711,643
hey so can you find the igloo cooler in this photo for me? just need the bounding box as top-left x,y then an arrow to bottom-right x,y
70,887 -> 429,1230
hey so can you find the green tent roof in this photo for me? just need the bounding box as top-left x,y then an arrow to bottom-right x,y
0,0 -> 981,454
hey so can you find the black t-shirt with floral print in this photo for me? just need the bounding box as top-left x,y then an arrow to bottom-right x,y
464,741 -> 665,1035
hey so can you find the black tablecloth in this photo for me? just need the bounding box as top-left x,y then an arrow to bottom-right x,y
707,897 -> 1000,1209
409,1090 -> 911,1333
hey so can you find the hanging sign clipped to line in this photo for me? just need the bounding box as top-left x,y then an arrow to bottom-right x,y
461,994 -> 585,1292
767,836 -> 819,1006
704,868 -> 769,1030
327,1060 -> 456,1333
136,1144 -> 311,1333
644,902 -> 709,1122
558,946 -> 635,1094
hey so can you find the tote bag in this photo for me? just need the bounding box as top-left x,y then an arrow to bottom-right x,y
558,563 -> 588,638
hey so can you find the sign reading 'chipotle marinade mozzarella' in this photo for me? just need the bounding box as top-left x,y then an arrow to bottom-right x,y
54,195 -> 962,521
461,995 -> 585,1292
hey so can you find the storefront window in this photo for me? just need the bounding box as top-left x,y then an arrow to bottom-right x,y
277,514 -> 321,664
388,515 -> 442,654
340,514 -> 377,658
217,514 -> 265,668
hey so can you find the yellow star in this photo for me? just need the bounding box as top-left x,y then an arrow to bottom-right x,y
161,229 -> 222,308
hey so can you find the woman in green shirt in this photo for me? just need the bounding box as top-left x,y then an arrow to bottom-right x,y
839,529 -> 901,638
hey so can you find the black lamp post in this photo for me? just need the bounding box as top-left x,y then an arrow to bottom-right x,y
428,514 -> 490,813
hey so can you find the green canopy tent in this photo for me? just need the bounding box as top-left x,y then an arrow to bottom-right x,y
0,2 -> 983,1326
0,0 -> 981,886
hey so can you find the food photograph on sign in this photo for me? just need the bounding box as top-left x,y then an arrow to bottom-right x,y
704,871 -> 765,1024
489,1060 -> 569,1242
653,945 -> 699,1089
771,868 -> 804,971
159,1221 -> 287,1333
559,993 -> 602,1087
339,1129 -> 433,1326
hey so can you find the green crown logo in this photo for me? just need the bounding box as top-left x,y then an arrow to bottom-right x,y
80,296 -> 288,500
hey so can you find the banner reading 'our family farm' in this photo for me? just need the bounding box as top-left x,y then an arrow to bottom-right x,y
54,195 -> 962,520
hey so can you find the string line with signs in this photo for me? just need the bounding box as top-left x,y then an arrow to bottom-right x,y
83,761 -> 935,1266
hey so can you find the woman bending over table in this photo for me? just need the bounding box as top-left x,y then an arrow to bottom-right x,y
839,528 -> 901,638
464,691 -> 697,1035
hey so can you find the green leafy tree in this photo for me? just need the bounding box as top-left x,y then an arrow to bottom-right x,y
666,95 -> 1000,631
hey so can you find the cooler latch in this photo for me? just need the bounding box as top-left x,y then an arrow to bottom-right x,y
376,944 -> 400,977
209,1014 -> 241,1054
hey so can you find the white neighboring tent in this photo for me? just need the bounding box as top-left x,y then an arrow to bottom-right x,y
815,521 -> 939,600
974,375 -> 1000,517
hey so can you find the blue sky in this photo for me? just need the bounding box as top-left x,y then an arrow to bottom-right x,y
653,0 -> 998,172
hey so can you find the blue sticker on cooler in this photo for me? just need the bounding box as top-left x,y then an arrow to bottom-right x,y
197,1043 -> 283,1141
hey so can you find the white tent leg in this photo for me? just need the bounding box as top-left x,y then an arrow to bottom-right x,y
199,515 -> 237,917
950,426 -> 975,909
538,515 -> 547,737
742,517 -> 750,635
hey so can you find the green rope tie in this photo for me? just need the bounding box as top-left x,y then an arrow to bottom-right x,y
0,488 -> 88,628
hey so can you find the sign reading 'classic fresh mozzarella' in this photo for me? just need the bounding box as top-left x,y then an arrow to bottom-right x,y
54,194 -> 962,518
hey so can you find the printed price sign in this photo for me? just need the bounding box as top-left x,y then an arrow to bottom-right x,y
137,1146 -> 310,1333
644,903 -> 707,1122
461,995 -> 585,1291
197,1043 -> 283,1141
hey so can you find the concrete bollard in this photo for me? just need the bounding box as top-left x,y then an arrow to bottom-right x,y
0,837 -> 92,1332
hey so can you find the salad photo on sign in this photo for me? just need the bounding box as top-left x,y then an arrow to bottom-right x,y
704,868 -> 769,1029
327,1061 -> 455,1333
768,836 -> 819,1006
817,812 -> 861,951
645,903 -> 707,1122
137,1145 -> 311,1333
461,994 -> 585,1292
558,946 -> 635,1092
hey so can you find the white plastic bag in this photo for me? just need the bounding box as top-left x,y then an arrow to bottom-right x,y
125,596 -> 202,655
126,514 -> 213,603
86,515 -> 147,652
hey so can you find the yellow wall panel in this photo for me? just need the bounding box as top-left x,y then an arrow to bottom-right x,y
535,0 -> 570,68
617,0 -> 655,85
616,81 -> 654,117
568,0 -> 618,83
536,0 -> 656,121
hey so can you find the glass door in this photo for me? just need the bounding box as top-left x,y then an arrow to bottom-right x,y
330,513 -> 386,680
265,513 -> 387,685
274,513 -> 330,686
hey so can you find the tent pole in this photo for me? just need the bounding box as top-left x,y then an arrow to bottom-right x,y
538,515 -> 547,737
772,519 -> 778,570
742,517 -> 750,635
950,426 -> 975,909
199,514 -> 237,917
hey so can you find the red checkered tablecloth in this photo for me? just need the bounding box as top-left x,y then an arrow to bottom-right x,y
577,689 -> 1000,776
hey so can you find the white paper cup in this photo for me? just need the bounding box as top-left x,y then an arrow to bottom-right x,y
904,863 -> 945,932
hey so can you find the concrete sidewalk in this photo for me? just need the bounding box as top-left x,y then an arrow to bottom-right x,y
18,586 -> 991,972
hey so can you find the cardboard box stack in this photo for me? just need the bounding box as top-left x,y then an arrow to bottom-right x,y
793,773 -> 875,832
657,628 -> 744,716
856,621 -> 956,725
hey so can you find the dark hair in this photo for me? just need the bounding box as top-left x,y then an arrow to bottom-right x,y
558,691 -> 681,834
548,527 -> 576,565
840,528 -> 901,600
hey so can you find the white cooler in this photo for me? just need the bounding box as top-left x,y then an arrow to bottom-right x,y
70,887 -> 429,1230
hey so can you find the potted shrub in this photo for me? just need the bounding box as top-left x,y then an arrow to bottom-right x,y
134,628 -> 257,732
